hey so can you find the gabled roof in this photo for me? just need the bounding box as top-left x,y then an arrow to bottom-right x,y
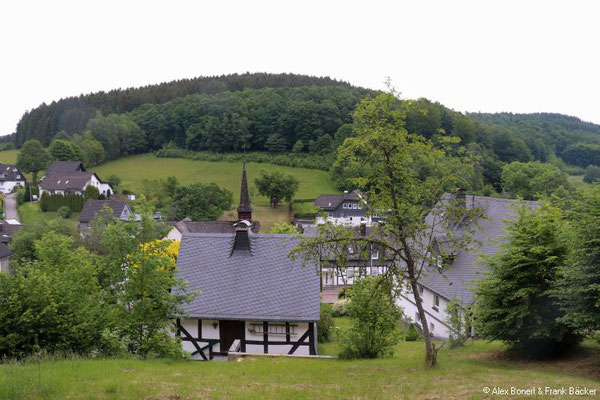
0,242 -> 12,259
418,195 -> 539,305
176,232 -> 320,322
79,200 -> 131,223
0,164 -> 25,182
314,190 -> 362,211
40,172 -> 94,191
174,219 -> 260,235
46,161 -> 85,175
0,220 -> 21,244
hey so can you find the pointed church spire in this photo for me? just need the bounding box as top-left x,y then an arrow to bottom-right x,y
237,162 -> 252,221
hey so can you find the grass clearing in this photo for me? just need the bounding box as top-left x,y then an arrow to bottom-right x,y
1,317 -> 598,399
94,154 -> 339,203
18,202 -> 79,227
0,149 -> 19,164
220,204 -> 291,232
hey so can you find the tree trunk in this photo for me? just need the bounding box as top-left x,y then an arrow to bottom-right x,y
407,261 -> 435,368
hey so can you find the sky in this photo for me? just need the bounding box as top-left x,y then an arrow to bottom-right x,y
1,0 -> 599,135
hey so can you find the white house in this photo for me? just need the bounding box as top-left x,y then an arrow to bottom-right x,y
395,194 -> 539,338
39,166 -> 112,197
175,222 -> 320,360
0,164 -> 26,194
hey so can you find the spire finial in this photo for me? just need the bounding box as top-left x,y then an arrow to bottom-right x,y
237,162 -> 252,221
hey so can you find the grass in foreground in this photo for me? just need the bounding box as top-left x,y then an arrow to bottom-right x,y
1,318 -> 598,400
94,154 -> 338,203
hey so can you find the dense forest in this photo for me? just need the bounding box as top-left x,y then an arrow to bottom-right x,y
10,73 -> 600,192
14,73 -> 356,146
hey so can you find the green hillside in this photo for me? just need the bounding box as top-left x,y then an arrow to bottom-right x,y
93,154 -> 338,203
0,149 -> 19,164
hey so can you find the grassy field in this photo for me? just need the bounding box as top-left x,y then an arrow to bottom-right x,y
220,203 -> 291,232
0,149 -> 19,164
18,202 -> 79,227
1,317 -> 598,399
94,154 -> 338,203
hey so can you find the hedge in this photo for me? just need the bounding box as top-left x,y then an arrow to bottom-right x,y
40,192 -> 85,212
155,148 -> 334,171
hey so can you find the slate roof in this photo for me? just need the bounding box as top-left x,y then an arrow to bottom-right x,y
174,219 -> 260,235
0,164 -> 25,182
0,221 -> 21,244
79,200 -> 131,223
176,232 -> 321,322
46,161 -> 85,175
314,190 -> 362,211
40,172 -> 94,191
0,242 -> 12,259
418,195 -> 538,305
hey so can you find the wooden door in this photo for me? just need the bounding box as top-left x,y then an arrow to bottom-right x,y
219,320 -> 245,353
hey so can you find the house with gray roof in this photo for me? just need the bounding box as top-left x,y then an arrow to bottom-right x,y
313,189 -> 381,226
175,222 -> 320,360
40,162 -> 112,197
0,164 -> 26,194
46,161 -> 85,175
396,193 -> 538,339
78,199 -> 132,229
0,242 -> 12,274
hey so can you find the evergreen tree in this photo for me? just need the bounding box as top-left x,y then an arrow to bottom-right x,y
474,204 -> 580,356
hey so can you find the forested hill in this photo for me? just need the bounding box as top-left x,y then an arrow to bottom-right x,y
14,73 -> 358,146
469,112 -> 600,168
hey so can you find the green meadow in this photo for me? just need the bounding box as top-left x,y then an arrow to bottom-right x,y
1,317 -> 598,399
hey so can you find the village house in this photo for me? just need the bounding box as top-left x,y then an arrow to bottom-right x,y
39,161 -> 112,197
174,165 -> 319,360
313,190 -> 381,226
0,219 -> 21,245
0,163 -> 26,194
165,163 -> 260,241
78,199 -> 132,229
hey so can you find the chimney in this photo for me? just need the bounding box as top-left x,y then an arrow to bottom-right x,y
230,220 -> 253,256
237,162 -> 252,221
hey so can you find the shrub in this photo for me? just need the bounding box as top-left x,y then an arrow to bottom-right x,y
405,323 -> 420,341
338,277 -> 402,359
57,206 -> 72,219
446,298 -> 469,348
331,299 -> 348,317
317,304 -> 334,343
15,188 -> 27,205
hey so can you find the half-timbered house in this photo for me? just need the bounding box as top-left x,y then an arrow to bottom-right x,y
174,164 -> 320,360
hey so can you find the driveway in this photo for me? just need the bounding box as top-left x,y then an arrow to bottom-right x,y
4,193 -> 19,222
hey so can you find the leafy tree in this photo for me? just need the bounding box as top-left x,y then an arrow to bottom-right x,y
9,218 -> 79,262
16,140 -> 51,187
0,233 -> 108,357
291,91 -> 478,367
555,187 -> 600,336
264,133 -> 287,152
338,277 -> 402,359
162,176 -> 179,198
169,183 -> 233,221
255,170 -> 299,207
57,205 -> 72,219
583,165 -> 600,184
49,139 -> 78,161
474,204 -> 580,357
83,185 -> 100,201
269,223 -> 298,234
446,298 -> 469,348
291,139 -> 305,153
87,113 -> 147,160
73,131 -> 106,166
107,174 -> 122,188
501,161 -> 569,200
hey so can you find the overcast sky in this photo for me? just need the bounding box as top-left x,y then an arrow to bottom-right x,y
1,0 -> 599,135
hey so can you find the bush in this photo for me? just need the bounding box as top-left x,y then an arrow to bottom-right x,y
331,299 -> 348,317
446,299 -> 469,348
57,206 -> 72,219
317,304 -> 334,343
15,189 -> 27,205
405,323 -> 420,341
338,277 -> 402,359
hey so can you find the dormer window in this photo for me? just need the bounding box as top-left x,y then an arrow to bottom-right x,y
343,203 -> 347,209
352,203 -> 358,209
372,251 -> 379,260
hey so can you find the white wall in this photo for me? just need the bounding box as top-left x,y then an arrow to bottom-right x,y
0,180 -> 25,194
316,216 -> 373,226
396,286 -> 451,339
179,318 -> 221,360
166,228 -> 182,241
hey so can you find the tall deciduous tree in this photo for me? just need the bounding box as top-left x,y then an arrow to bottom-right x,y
169,183 -> 233,221
255,170 -> 299,207
291,91 -> 478,367
501,161 -> 569,200
16,139 -> 51,187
